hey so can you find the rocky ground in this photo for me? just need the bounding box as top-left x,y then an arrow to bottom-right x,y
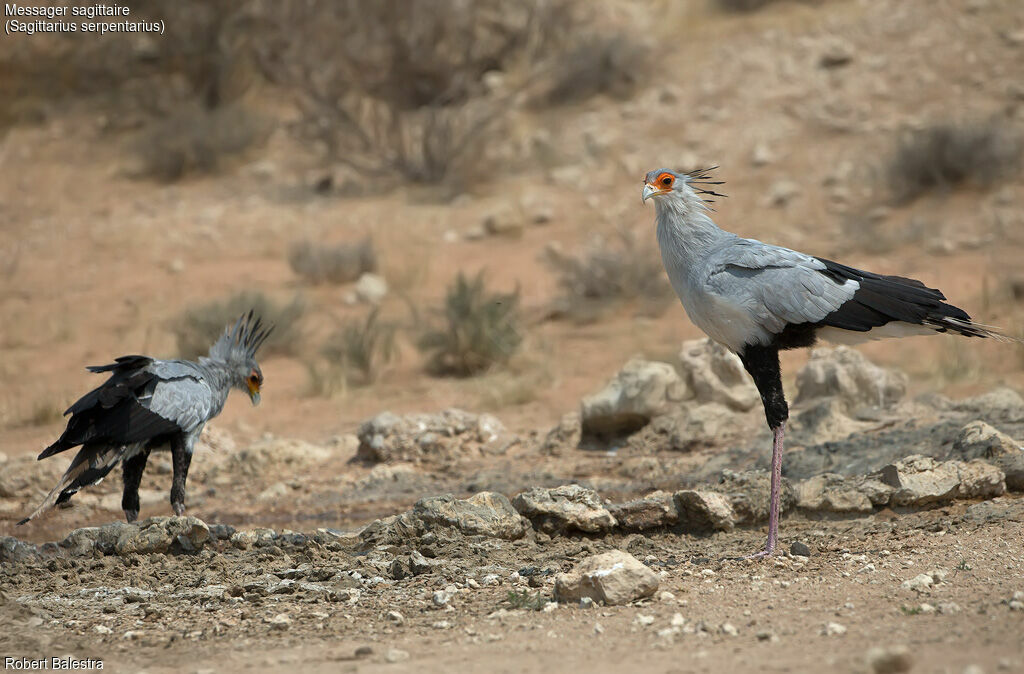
3,347 -> 1023,673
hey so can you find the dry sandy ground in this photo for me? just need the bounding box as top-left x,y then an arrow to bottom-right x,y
3,503 -> 1024,674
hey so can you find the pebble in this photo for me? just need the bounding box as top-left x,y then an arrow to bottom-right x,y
900,573 -> 933,592
658,591 -> 676,603
594,622 -> 604,635
432,620 -> 452,630
354,646 -> 374,658
268,614 -> 291,631
866,645 -> 912,674
635,614 -> 655,627
721,623 -> 738,637
384,648 -> 409,664
93,625 -> 112,635
824,622 -> 847,636
579,597 -> 594,609
790,541 -> 811,557
386,610 -> 404,626
432,590 -> 449,607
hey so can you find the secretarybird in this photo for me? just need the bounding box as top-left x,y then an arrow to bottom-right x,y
19,312 -> 272,525
643,167 -> 1017,557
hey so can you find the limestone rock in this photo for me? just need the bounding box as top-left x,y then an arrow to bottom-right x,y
356,409 -> 509,464
716,470 -> 797,524
677,338 -> 760,412
797,474 -> 874,513
581,359 -> 686,436
794,347 -> 907,410
951,421 -> 1024,490
608,492 -> 678,531
554,550 -> 659,606
673,490 -> 736,532
61,517 -> 211,556
413,492 -> 527,540
881,455 -> 1005,506
354,273 -> 388,305
512,485 -> 616,534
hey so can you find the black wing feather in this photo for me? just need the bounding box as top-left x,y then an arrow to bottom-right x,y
38,356 -> 183,460
813,257 -> 973,333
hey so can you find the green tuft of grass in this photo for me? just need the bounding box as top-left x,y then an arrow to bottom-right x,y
417,271 -> 522,377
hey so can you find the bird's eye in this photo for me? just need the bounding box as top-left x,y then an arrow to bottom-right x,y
248,373 -> 259,384
661,176 -> 673,186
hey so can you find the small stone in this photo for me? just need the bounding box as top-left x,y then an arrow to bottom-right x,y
355,273 -> 388,305
432,590 -> 450,607
755,630 -> 776,642
93,624 -> 113,635
432,620 -> 452,629
542,602 -> 558,613
866,645 -> 913,674
354,646 -> 374,658
790,541 -> 811,557
386,610 -> 404,626
658,591 -> 676,603
579,597 -> 594,609
918,603 -> 935,614
673,490 -> 736,532
901,573 -> 933,592
594,622 -> 604,635
268,614 -> 291,631
721,623 -> 738,637
384,648 -> 409,664
823,622 -> 847,636
554,550 -> 659,606
635,614 -> 655,627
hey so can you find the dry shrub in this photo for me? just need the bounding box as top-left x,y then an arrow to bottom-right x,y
542,228 -> 673,322
257,0 -> 576,185
536,34 -> 648,106
288,238 -> 377,285
888,121 -> 1022,204
418,272 -> 522,377
310,308 -> 399,395
132,102 -> 268,182
258,0 -> 641,185
174,291 -> 305,359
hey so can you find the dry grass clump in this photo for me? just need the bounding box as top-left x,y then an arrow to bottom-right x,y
542,228 -> 673,322
311,308 -> 399,394
288,238 -> 377,285
417,272 -> 523,377
887,121 -> 1022,204
174,291 -> 305,359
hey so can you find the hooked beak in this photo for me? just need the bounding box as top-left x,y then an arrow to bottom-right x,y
247,380 -> 261,407
642,183 -> 666,202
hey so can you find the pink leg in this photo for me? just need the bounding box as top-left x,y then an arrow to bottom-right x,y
745,422 -> 785,559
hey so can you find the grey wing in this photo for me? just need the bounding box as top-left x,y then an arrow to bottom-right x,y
705,239 -> 858,333
144,364 -> 215,434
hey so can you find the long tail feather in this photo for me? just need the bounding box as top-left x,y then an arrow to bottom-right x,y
18,445 -> 126,525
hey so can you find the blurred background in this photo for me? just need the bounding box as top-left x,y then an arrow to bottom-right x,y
2,0 -> 1023,457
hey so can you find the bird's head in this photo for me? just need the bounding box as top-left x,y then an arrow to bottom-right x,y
207,311 -> 273,406
642,167 -> 726,214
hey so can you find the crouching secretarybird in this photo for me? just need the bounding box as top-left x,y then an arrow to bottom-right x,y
19,312 -> 271,525
643,167 -> 1018,557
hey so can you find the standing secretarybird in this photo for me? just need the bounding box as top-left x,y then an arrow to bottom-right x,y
19,312 -> 271,525
643,167 -> 1017,557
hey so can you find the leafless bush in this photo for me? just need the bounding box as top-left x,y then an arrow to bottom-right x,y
288,238 -> 377,285
542,228 -> 673,322
132,102 -> 269,182
536,34 -> 648,106
174,291 -> 305,359
888,121 -> 1022,204
257,1 -> 647,185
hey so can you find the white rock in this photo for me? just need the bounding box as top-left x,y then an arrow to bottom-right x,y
384,648 -> 409,663
581,358 -> 687,436
268,614 -> 291,630
554,550 -> 659,606
900,573 -> 933,592
674,490 -> 736,532
355,273 -> 388,304
823,622 -> 847,636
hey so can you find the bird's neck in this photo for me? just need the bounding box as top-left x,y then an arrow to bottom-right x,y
654,199 -> 730,267
196,357 -> 233,408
